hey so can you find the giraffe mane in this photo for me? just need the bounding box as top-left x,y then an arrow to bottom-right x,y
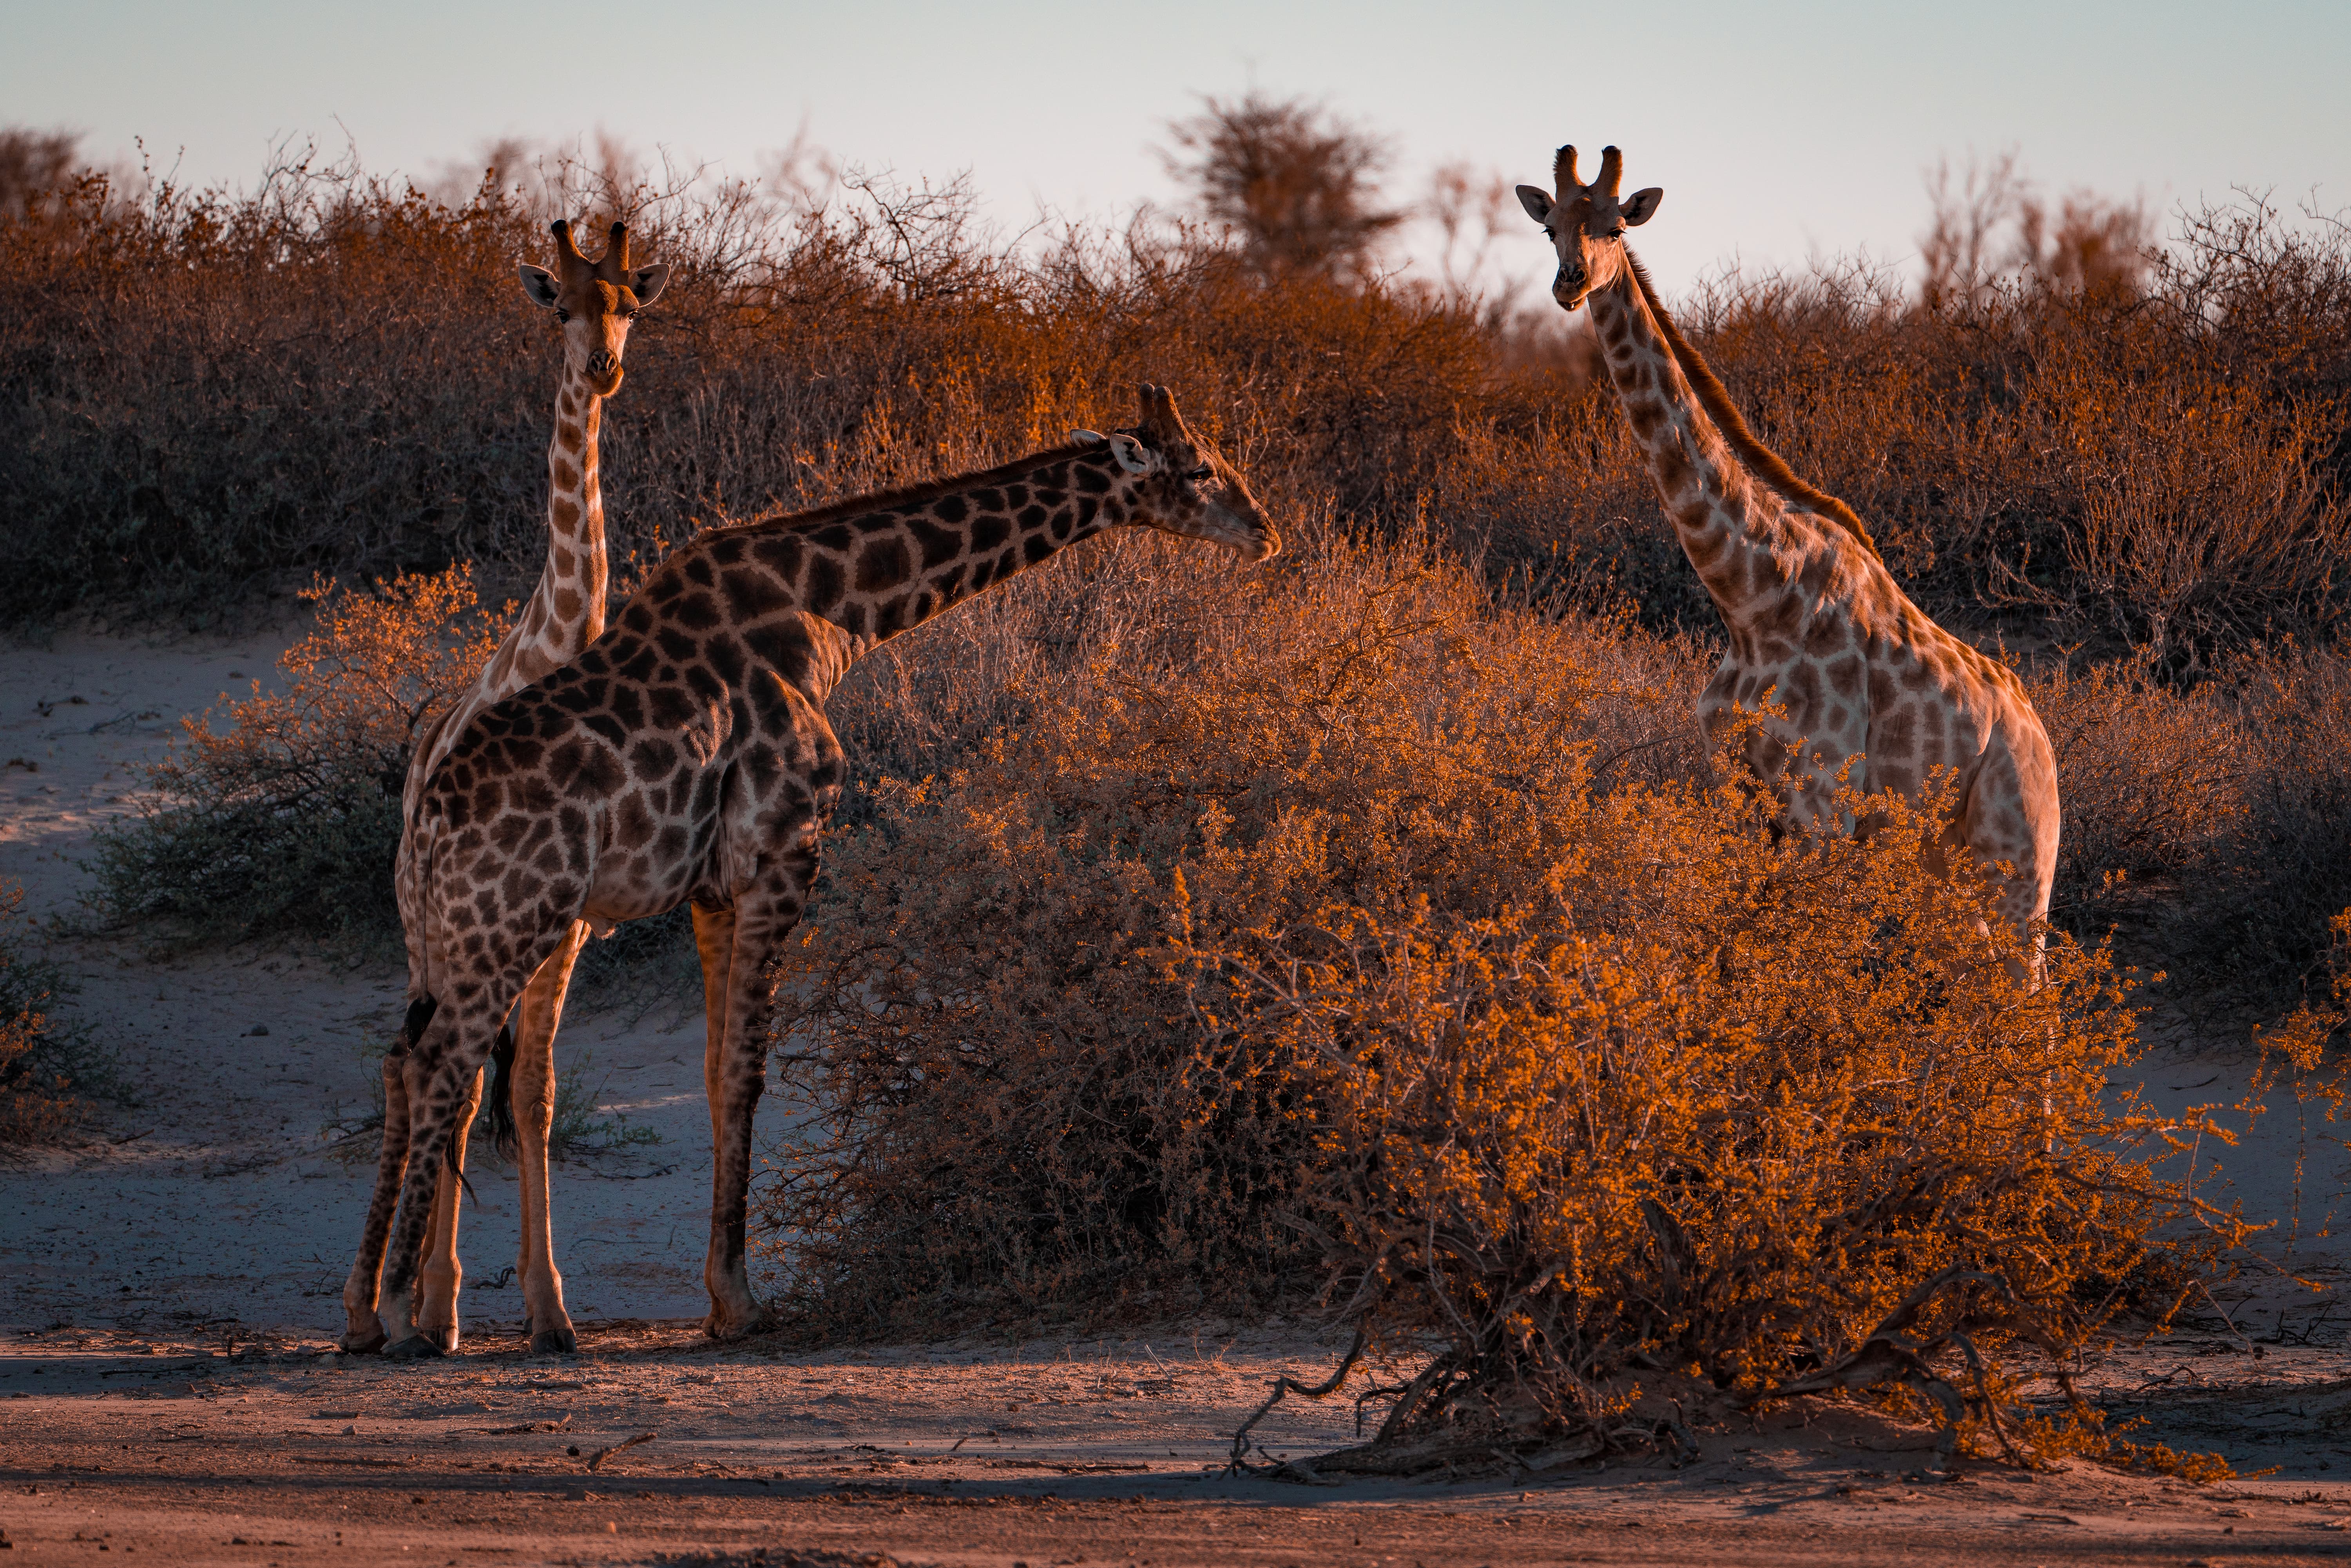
1623,252 -> 1881,561
714,439 -> 1113,537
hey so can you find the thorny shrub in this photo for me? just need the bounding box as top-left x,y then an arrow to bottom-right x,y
762,525 -> 1703,1333
0,882 -> 115,1146
759,531 -> 2243,1471
1244,786 -> 2215,1472
88,567 -> 508,947
2179,646 -> 2351,1004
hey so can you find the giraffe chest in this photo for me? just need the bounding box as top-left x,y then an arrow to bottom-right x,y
1698,641 -> 1871,756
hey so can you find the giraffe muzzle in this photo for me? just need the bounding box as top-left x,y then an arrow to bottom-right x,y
586,349 -> 621,386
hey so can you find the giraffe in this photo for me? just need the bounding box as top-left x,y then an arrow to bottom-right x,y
342,385 -> 1278,1354
1515,145 -> 2058,949
340,218 -> 668,1358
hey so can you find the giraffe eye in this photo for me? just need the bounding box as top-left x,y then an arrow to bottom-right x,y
1186,465 -> 1212,482
555,308 -> 571,323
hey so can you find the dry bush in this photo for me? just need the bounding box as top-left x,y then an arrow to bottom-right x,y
2027,660 -> 2245,940
0,883 -> 112,1146
1989,329 -> 2350,675
2026,644 -> 2351,1014
762,523 -> 1705,1334
89,568 -> 507,946
8,150 -> 2345,667
1249,787 -> 2194,1472
0,156 -> 1497,628
763,524 -> 2228,1472
2176,645 -> 2351,1001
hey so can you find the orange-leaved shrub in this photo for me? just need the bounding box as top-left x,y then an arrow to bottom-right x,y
90,567 -> 508,945
761,522 -> 2227,1468
1252,784 -> 2195,1472
0,882 -> 106,1146
763,523 -> 1704,1331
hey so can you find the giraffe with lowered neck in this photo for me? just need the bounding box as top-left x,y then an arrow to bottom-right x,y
341,219 -> 668,1358
1516,145 -> 2059,949
344,385 -> 1279,1354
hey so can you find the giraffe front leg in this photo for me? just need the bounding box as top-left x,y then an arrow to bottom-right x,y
691,902 -> 735,1156
413,1067 -> 484,1353
700,890 -> 794,1341
341,1049 -> 413,1354
512,926 -> 589,1354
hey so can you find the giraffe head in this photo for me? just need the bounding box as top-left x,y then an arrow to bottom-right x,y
1076,384 -> 1281,561
516,220 -> 670,397
1515,145 -> 1664,312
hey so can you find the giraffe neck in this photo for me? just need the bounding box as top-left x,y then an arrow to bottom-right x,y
1586,266 -> 1795,628
696,444 -> 1147,693
479,361 -> 612,698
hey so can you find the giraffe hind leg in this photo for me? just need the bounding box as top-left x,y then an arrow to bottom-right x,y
414,1064 -> 485,1354
340,995 -> 437,1354
379,930 -> 575,1357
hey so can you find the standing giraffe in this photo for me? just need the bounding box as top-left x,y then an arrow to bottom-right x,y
344,386 -> 1278,1354
1516,145 -> 2058,946
341,219 -> 668,1357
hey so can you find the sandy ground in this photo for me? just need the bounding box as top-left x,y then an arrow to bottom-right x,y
6,629 -> 2351,1566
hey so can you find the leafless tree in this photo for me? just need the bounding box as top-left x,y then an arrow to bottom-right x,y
1920,148 -> 2153,306
1919,148 -> 2027,309
0,126 -> 82,219
1161,91 -> 1402,284
2014,188 -> 2154,300
1425,159 -> 1520,305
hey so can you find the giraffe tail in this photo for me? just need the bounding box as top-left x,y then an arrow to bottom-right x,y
486,1021 -> 520,1162
400,995 -> 471,1179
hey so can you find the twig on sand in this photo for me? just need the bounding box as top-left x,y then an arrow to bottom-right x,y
1226,1327 -> 1366,1477
586,1430 -> 656,1471
470,1412 -> 571,1435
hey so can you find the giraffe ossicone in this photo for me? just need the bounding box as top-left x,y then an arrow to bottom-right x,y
1520,141 -> 2059,954
348,384 -> 1277,1356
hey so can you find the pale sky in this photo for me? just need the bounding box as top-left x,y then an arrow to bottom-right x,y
6,0 -> 2346,295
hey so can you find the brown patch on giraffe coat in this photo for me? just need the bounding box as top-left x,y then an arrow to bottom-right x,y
855,538 -> 912,593
1826,652 -> 1864,699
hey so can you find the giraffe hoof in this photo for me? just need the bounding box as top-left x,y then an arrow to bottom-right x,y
702,1305 -> 772,1342
420,1324 -> 459,1354
382,1334 -> 446,1362
530,1326 -> 578,1355
340,1327 -> 388,1356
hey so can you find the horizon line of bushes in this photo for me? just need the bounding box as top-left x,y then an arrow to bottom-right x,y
2,152 -> 2347,674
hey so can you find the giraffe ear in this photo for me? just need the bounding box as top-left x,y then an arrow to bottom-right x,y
626,264 -> 669,306
1621,187 -> 1664,226
1516,185 -> 1554,225
1104,434 -> 1155,475
1067,429 -> 1106,445
518,264 -> 561,309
